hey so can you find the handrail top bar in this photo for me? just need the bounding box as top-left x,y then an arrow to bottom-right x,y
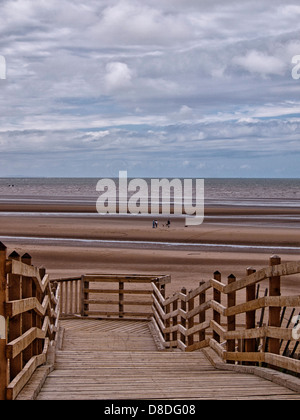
82,274 -> 171,284
224,260 -> 300,294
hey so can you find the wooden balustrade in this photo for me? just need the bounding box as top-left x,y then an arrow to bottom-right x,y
79,274 -> 170,319
150,256 -> 300,377
1,240 -> 300,399
0,243 -> 60,400
53,274 -> 171,319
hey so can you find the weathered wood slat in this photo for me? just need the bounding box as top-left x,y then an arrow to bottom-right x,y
7,342 -> 49,400
223,261 -> 300,294
34,319 -> 300,400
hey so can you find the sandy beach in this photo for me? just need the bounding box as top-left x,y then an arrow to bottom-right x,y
0,200 -> 299,299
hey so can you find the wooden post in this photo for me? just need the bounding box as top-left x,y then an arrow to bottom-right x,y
37,267 -> 46,354
8,251 -> 22,381
119,281 -> 124,318
69,280 -> 74,316
172,298 -> 178,345
165,303 -> 170,343
0,242 -> 7,400
159,283 -> 165,299
21,253 -> 33,364
268,255 -> 281,356
227,274 -> 236,363
187,292 -> 194,347
81,275 -> 89,317
199,281 -> 205,343
180,287 -> 187,345
213,271 -> 221,343
158,282 -> 167,341
245,267 -> 256,365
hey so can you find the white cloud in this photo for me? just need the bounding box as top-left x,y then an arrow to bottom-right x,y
104,62 -> 133,93
233,50 -> 286,76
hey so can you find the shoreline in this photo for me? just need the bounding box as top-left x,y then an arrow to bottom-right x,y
0,200 -> 299,297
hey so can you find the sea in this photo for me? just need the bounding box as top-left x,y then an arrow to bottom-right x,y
0,177 -> 300,253
0,177 -> 300,207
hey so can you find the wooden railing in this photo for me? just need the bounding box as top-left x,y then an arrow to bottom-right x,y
1,241 -> 299,399
151,256 -> 300,376
55,274 -> 171,319
0,243 -> 60,400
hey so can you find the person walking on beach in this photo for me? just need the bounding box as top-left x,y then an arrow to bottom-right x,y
152,220 -> 155,228
167,219 -> 170,228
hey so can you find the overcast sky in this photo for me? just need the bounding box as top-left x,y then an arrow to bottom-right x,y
1,0 -> 300,178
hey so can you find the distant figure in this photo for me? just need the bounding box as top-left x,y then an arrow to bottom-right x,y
155,220 -> 158,228
152,220 -> 155,228
167,219 -> 170,228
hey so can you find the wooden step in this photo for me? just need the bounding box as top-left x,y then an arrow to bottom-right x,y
36,319 -> 300,400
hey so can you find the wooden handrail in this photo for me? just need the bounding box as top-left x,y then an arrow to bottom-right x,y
2,241 -> 299,399
55,273 -> 171,319
0,243 -> 61,400
150,256 -> 300,377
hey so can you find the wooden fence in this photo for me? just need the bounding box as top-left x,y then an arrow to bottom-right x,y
1,241 -> 300,399
151,255 -> 300,376
55,274 -> 171,319
0,243 -> 60,400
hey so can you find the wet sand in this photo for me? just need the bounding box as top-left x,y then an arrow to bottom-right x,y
0,201 -> 299,297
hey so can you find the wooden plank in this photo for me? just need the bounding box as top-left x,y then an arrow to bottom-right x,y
8,255 -> 23,381
185,339 -> 210,352
84,288 -> 152,295
151,305 -> 166,336
268,255 -> 281,357
225,327 -> 267,341
210,320 -> 226,340
209,338 -> 226,359
265,353 -> 300,374
225,295 -> 300,317
0,243 -> 7,401
185,300 -> 211,320
151,282 -> 166,306
245,268 -> 256,360
6,327 -> 37,359
210,300 -> 226,316
6,340 -> 48,400
85,299 -> 152,306
9,260 -> 51,294
5,296 -> 49,318
33,319 -> 300,401
223,260 -> 300,294
185,280 -> 213,301
83,275 -> 165,283
227,274 -> 236,359
225,352 -> 265,363
83,311 -> 152,318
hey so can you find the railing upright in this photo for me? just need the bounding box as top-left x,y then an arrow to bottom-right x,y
213,271 -> 221,343
227,274 -> 236,363
0,242 -> 7,400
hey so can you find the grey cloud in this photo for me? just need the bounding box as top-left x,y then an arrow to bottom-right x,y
1,0 -> 300,177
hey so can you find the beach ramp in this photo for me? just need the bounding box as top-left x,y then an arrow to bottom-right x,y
32,318 -> 299,400
2,246 -> 300,400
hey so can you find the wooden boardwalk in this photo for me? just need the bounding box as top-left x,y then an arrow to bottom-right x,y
35,319 -> 300,400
